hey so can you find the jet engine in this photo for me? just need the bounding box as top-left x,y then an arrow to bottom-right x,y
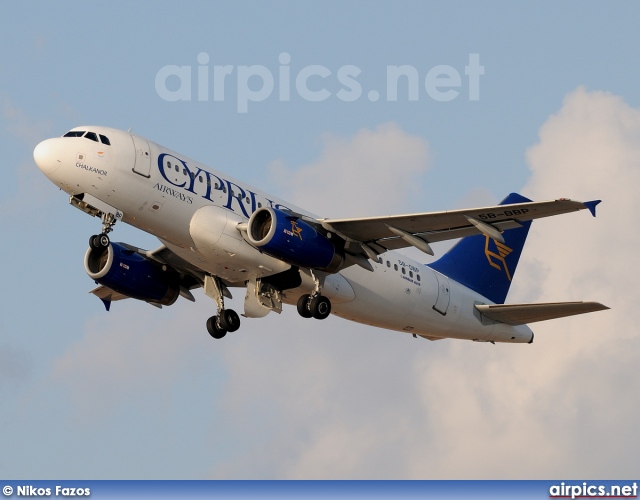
246,207 -> 343,272
84,242 -> 180,306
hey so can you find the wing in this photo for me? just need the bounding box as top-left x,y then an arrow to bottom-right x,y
319,196 -> 600,262
89,285 -> 131,311
475,302 -> 609,326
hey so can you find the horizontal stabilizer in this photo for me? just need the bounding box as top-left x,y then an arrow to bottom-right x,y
475,301 -> 609,326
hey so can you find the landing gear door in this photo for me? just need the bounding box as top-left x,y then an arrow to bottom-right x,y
432,271 -> 450,315
131,135 -> 151,177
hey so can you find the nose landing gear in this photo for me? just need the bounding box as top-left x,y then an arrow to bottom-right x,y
89,233 -> 110,249
89,212 -> 119,249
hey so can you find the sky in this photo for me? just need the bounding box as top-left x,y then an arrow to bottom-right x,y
1,1 -> 639,479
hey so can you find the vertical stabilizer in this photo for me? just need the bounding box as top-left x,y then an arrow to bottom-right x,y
428,193 -> 532,304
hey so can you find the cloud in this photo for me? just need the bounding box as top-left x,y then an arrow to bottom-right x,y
207,316 -> 432,479
268,122 -> 430,217
49,299 -> 221,423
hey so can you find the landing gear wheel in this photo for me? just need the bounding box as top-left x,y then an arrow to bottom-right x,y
89,234 -> 110,249
206,316 -> 227,339
297,294 -> 313,318
310,295 -> 331,320
219,309 -> 240,332
98,233 -> 110,247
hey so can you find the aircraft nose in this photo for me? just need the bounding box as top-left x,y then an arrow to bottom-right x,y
34,138 -> 63,175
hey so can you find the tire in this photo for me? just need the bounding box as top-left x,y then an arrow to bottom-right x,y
310,295 -> 331,320
219,309 -> 240,332
89,235 -> 99,249
206,316 -> 227,339
297,294 -> 312,318
98,234 -> 110,247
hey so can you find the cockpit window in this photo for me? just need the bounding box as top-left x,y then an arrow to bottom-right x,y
63,130 -> 111,146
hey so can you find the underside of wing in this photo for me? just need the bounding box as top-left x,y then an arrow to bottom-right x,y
475,301 -> 610,326
89,285 -> 130,311
416,334 -> 445,341
145,245 -> 205,284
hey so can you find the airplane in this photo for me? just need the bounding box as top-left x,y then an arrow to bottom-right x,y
33,126 -> 609,343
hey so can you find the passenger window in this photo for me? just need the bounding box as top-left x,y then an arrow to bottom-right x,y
84,132 -> 98,142
63,131 -> 85,137
417,275 -> 421,282
183,169 -> 187,175
199,176 -> 203,183
258,202 -> 262,208
175,165 -> 179,172
409,271 -> 413,278
386,261 -> 390,268
394,264 -> 398,271
402,267 -> 406,275
167,161 -> 172,169
99,134 -> 111,145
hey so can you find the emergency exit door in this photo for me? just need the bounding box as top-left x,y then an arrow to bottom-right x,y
432,271 -> 450,315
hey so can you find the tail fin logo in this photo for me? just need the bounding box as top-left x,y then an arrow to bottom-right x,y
484,236 -> 513,281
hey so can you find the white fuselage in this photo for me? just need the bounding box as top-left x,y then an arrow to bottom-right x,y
34,126 -> 533,343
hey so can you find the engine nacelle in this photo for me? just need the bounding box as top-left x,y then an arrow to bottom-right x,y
84,242 -> 180,306
246,207 -> 343,272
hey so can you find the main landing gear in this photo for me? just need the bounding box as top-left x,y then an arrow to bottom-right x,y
203,272 -> 332,339
296,271 -> 332,320
206,309 -> 240,339
203,275 -> 240,340
296,294 -> 332,320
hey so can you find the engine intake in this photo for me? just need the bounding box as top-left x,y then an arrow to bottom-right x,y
85,242 -> 180,306
246,207 -> 342,272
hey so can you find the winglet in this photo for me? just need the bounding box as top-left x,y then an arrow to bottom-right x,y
583,200 -> 601,217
